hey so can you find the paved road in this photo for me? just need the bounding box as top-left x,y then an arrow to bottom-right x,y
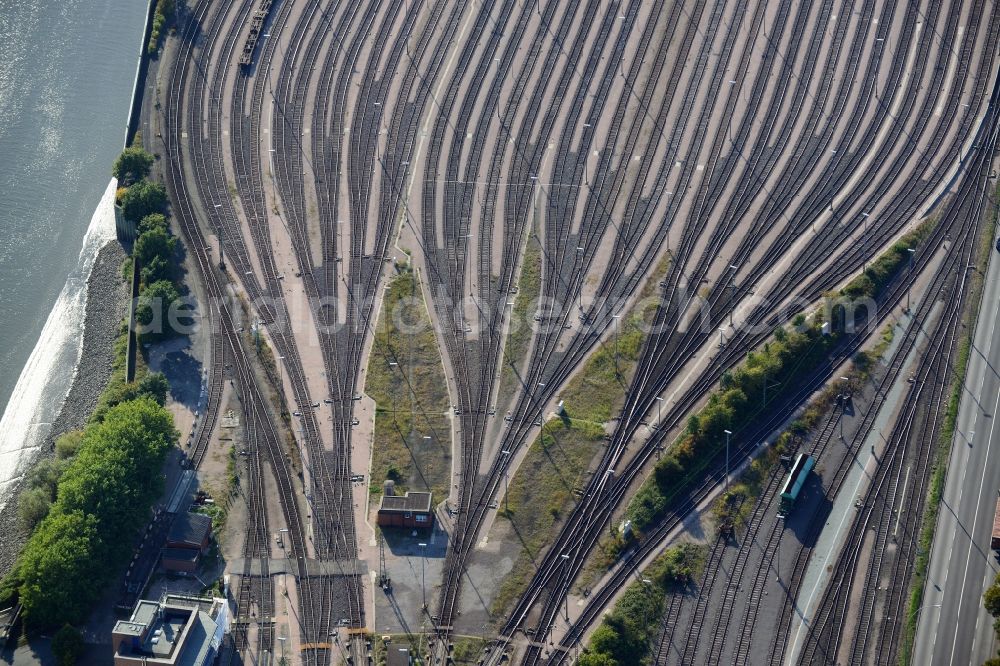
914,231 -> 1000,666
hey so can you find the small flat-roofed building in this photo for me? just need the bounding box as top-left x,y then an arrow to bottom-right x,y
386,646 -> 411,666
376,491 -> 434,529
166,512 -> 212,552
161,547 -> 201,573
112,594 -> 229,666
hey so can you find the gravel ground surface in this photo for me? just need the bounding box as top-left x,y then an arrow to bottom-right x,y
0,240 -> 128,578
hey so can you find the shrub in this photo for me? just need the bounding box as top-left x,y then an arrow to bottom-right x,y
627,324 -> 833,531
54,430 -> 84,460
18,487 -> 51,531
147,0 -> 175,56
52,624 -> 84,666
577,652 -> 617,666
985,573 -> 1000,616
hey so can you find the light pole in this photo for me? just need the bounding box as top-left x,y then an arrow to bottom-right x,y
655,396 -> 663,431
560,553 -> 571,621
537,382 -> 546,427
501,449 -> 512,513
762,377 -> 780,408
606,469 -> 616,536
277,635 -> 286,663
665,191 -> 674,252
874,37 -> 885,102
728,263 -> 739,326
861,212 -> 870,271
419,542 -> 428,611
775,519 -> 781,583
213,204 -> 225,270
277,354 -> 286,408
911,602 -> 942,628
641,577 -> 654,641
727,80 -> 737,144
577,246 -> 585,310
905,247 -> 916,312
724,429 -> 732,490
839,376 -> 850,439
612,314 -> 621,378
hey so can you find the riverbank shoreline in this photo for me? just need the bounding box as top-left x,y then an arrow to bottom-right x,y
0,240 -> 129,578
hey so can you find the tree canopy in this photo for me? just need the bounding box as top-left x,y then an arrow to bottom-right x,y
8,398 -> 176,627
138,212 -> 168,235
119,179 -> 167,222
134,226 -> 177,285
112,147 -> 154,186
136,279 -> 182,341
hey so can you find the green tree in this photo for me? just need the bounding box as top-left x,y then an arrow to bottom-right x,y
16,510 -> 100,626
653,456 -> 684,490
138,372 -> 170,406
92,372 -> 170,421
136,279 -> 182,340
138,212 -> 168,235
112,147 -> 154,186
52,624 -> 85,666
577,652 -> 617,666
134,227 -> 177,284
589,624 -> 623,657
656,544 -> 695,586
119,179 -> 166,222
57,398 -> 175,544
140,254 -> 172,286
985,577 -> 1000,616
14,398 -> 177,628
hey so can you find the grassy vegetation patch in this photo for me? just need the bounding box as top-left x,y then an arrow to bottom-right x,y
451,636 -> 488,664
489,418 -> 607,620
559,321 -> 645,425
366,265 -> 451,502
841,221 -> 935,300
497,230 -> 542,410
494,251 -> 671,605
559,254 -> 670,425
576,543 -> 706,666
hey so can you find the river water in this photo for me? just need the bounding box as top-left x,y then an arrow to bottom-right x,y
0,0 -> 148,507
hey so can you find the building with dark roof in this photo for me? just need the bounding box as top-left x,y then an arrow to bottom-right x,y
112,594 -> 229,666
166,512 -> 212,551
161,548 -> 201,573
376,491 -> 434,529
386,646 -> 411,666
161,512 -> 213,573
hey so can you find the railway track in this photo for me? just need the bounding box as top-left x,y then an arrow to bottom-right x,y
487,2 -> 1000,658
796,81 -> 1000,666
162,2 -> 332,662
148,2 -> 1000,665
